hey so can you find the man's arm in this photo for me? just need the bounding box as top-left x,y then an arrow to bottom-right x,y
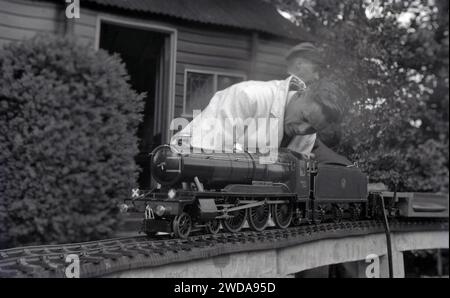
171,83 -> 259,151
311,138 -> 352,166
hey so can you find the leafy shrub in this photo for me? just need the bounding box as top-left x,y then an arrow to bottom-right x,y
0,35 -> 144,248
337,102 -> 449,193
274,0 -> 449,193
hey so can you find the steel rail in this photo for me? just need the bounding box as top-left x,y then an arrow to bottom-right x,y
0,219 -> 447,278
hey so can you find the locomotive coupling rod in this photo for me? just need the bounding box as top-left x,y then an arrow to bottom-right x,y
225,201 -> 265,213
239,200 -> 289,205
223,200 -> 289,214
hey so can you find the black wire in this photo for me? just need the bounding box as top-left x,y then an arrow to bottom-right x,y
380,194 -> 394,278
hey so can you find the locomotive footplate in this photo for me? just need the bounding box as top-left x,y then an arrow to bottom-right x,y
143,219 -> 172,233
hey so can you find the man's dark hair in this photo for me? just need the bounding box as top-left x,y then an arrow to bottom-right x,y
306,80 -> 346,124
285,42 -> 323,66
286,52 -> 323,67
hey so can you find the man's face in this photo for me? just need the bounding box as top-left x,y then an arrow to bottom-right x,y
284,93 -> 328,137
288,57 -> 320,84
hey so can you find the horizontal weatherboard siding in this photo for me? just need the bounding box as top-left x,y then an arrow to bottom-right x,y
0,0 -> 298,115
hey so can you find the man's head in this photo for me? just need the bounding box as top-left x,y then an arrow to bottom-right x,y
286,42 -> 322,84
284,80 -> 345,137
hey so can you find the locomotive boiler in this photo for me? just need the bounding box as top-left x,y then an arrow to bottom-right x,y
151,145 -> 298,188
123,145 -> 449,239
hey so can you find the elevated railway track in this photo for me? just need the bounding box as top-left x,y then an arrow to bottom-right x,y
0,219 -> 447,278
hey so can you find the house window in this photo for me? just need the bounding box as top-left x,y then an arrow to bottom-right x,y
183,69 -> 246,117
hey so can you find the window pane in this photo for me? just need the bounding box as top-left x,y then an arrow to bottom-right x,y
217,75 -> 244,91
185,72 -> 214,115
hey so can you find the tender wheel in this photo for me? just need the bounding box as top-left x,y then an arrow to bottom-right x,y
272,203 -> 293,229
314,206 -> 325,224
332,205 -> 344,223
247,204 -> 270,231
349,204 -> 361,221
222,209 -> 247,233
205,219 -> 221,235
172,212 -> 192,239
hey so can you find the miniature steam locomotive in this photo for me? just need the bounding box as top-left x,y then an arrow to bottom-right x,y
122,145 -> 449,239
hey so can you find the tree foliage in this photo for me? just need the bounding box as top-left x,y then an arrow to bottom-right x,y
273,0 -> 449,192
0,35 -> 144,248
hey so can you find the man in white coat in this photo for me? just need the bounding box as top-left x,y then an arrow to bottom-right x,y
171,43 -> 350,165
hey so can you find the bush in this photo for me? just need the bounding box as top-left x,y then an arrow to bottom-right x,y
337,102 -> 449,193
0,35 -> 144,248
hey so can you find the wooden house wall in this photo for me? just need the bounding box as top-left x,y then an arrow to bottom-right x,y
0,0 -> 61,48
0,0 -> 297,118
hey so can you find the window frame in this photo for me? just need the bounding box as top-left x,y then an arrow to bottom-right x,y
182,68 -> 247,117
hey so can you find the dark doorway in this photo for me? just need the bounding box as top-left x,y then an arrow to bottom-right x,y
99,21 -> 171,188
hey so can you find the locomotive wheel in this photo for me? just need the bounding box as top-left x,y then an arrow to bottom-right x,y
205,219 -> 221,235
332,205 -> 344,223
272,203 -> 293,229
172,212 -> 192,239
222,209 -> 247,233
247,204 -> 270,231
314,206 -> 326,224
349,204 -> 361,221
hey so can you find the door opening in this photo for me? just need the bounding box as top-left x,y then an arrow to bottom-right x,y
99,21 -> 172,188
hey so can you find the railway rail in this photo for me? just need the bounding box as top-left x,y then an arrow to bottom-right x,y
0,219 -> 447,278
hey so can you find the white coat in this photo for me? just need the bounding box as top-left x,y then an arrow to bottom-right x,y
170,76 -> 316,157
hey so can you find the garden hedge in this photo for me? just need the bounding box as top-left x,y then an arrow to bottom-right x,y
0,35 -> 144,248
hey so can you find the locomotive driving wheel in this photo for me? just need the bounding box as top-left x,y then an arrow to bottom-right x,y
247,204 -> 270,231
222,209 -> 247,233
205,219 -> 221,235
272,203 -> 293,229
172,212 -> 192,239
